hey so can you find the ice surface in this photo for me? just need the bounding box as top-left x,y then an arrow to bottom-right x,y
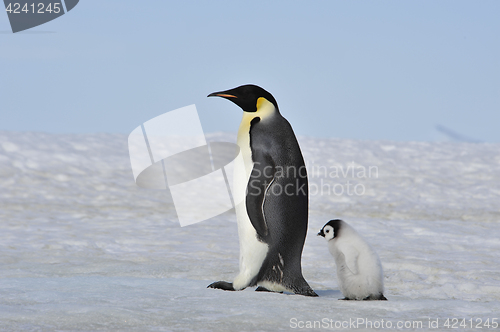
0,131 -> 499,331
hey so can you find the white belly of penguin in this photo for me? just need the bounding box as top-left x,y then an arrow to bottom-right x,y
232,112 -> 270,291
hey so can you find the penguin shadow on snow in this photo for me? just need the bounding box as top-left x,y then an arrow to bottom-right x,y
251,288 -> 342,298
314,289 -> 343,298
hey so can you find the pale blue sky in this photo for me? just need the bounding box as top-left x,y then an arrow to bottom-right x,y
1,1 -> 499,141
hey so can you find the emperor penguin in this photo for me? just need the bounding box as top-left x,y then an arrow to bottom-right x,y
318,219 -> 387,300
207,84 -> 317,297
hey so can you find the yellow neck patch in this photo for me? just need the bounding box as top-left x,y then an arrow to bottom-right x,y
237,97 -> 276,149
255,97 -> 275,118
256,97 -> 266,110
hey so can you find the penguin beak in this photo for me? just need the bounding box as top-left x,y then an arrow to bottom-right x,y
207,92 -> 237,99
317,230 -> 324,237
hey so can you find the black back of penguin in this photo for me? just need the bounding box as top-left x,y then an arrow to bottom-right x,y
249,106 -> 309,272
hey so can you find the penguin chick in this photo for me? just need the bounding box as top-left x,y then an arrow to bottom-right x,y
318,219 -> 387,301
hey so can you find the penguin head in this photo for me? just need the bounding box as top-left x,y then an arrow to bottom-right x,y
207,84 -> 279,113
318,219 -> 343,241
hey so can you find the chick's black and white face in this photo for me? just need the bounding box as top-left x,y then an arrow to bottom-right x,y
320,225 -> 335,241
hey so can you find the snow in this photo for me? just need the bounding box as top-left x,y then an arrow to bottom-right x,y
1,130 -> 499,331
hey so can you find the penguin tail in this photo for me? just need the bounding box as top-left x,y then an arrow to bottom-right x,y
296,287 -> 319,297
290,278 -> 318,297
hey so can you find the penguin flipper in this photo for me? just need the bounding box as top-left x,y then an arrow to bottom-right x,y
207,281 -> 235,291
340,246 -> 359,275
246,151 -> 275,239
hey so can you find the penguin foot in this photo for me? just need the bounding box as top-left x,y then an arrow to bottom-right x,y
363,294 -> 388,301
207,281 -> 235,291
339,294 -> 387,301
255,286 -> 283,293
